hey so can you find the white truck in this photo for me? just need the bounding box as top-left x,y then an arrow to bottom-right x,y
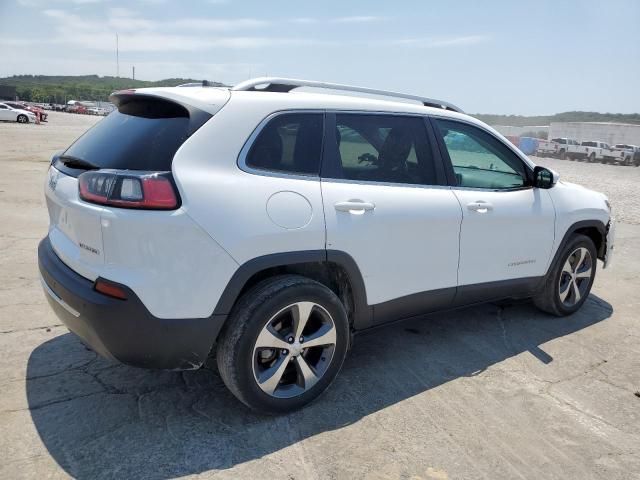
535,139 -> 558,157
550,137 -> 581,160
613,144 -> 640,166
575,141 -> 619,163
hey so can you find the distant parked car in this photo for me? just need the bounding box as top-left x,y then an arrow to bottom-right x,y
0,102 -> 37,123
67,104 -> 88,114
576,141 -> 618,164
535,139 -> 558,157
613,144 -> 640,166
4,102 -> 47,122
550,137 -> 581,160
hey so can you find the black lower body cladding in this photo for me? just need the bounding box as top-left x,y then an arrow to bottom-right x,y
38,237 -> 225,370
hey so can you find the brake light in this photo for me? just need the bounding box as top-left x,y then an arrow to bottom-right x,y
78,171 -> 178,210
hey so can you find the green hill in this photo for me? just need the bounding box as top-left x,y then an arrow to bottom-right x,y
473,111 -> 640,126
0,75 -> 226,103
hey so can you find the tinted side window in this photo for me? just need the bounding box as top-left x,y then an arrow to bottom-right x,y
331,114 -> 437,185
246,113 -> 323,175
434,119 -> 529,190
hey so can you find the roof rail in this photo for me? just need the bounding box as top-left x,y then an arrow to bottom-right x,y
177,80 -> 217,88
231,77 -> 463,113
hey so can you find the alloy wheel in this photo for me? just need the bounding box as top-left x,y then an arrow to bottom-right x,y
558,247 -> 593,307
252,301 -> 337,398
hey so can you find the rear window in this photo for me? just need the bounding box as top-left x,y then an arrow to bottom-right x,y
56,97 -> 211,176
581,141 -> 597,147
552,138 -> 567,144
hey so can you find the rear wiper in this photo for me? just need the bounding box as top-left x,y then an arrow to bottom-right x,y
58,155 -> 99,171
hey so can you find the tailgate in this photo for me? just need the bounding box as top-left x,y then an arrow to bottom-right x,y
45,166 -> 105,280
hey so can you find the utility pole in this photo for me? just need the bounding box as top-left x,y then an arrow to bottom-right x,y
116,33 -> 119,78
132,66 -> 135,80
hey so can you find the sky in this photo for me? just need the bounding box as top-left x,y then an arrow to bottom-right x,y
0,0 -> 638,115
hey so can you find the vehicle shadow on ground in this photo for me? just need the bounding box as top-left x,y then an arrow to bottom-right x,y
27,296 -> 613,479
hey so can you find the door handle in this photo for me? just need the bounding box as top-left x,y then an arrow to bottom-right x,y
467,201 -> 493,213
334,200 -> 376,214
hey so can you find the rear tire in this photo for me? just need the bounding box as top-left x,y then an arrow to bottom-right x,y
17,114 -> 27,124
216,275 -> 350,414
533,234 -> 597,316
588,152 -> 596,163
559,149 -> 566,160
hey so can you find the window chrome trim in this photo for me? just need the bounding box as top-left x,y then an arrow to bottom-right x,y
320,177 -> 453,190
237,109 -> 325,181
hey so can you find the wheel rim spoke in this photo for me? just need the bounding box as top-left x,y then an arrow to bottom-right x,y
575,248 -> 587,272
295,355 -> 320,389
559,280 -> 572,302
575,267 -> 592,279
292,301 -> 315,340
257,355 -> 291,395
572,280 -> 582,303
562,260 -> 573,275
300,323 -> 336,349
254,325 -> 290,350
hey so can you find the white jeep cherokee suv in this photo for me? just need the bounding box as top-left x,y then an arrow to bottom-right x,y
39,78 -> 615,414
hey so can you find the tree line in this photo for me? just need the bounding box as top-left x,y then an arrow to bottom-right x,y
0,75 -> 225,104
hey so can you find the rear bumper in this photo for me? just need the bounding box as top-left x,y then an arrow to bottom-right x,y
38,237 -> 226,370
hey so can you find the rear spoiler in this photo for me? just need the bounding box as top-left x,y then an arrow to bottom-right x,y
108,90 -> 212,130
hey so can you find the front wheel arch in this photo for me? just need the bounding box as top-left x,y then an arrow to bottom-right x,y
546,221 -> 606,278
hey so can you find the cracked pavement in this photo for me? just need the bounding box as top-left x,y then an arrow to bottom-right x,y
1,113 -> 639,479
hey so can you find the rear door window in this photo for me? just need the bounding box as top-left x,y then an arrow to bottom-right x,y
56,97 -> 211,177
326,113 -> 437,185
245,113 -> 323,175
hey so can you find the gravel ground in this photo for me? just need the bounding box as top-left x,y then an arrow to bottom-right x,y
1,113 -> 639,479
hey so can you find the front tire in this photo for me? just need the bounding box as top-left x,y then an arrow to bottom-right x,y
17,114 -> 28,123
533,234 -> 597,316
216,275 -> 350,414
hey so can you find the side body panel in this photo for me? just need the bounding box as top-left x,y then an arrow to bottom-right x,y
452,187 -> 556,285
172,97 -> 326,266
545,181 -> 610,270
321,180 -> 462,307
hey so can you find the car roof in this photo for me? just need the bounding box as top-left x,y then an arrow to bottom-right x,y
129,83 -> 533,161
131,85 -> 478,125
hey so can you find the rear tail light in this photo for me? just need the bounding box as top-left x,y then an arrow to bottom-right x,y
78,170 -> 179,210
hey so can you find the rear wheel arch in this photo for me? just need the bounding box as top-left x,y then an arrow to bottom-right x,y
213,250 -> 371,332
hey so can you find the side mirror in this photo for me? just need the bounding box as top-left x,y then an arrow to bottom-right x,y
533,166 -> 558,189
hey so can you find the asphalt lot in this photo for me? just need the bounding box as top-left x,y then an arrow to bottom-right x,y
1,112 -> 639,479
